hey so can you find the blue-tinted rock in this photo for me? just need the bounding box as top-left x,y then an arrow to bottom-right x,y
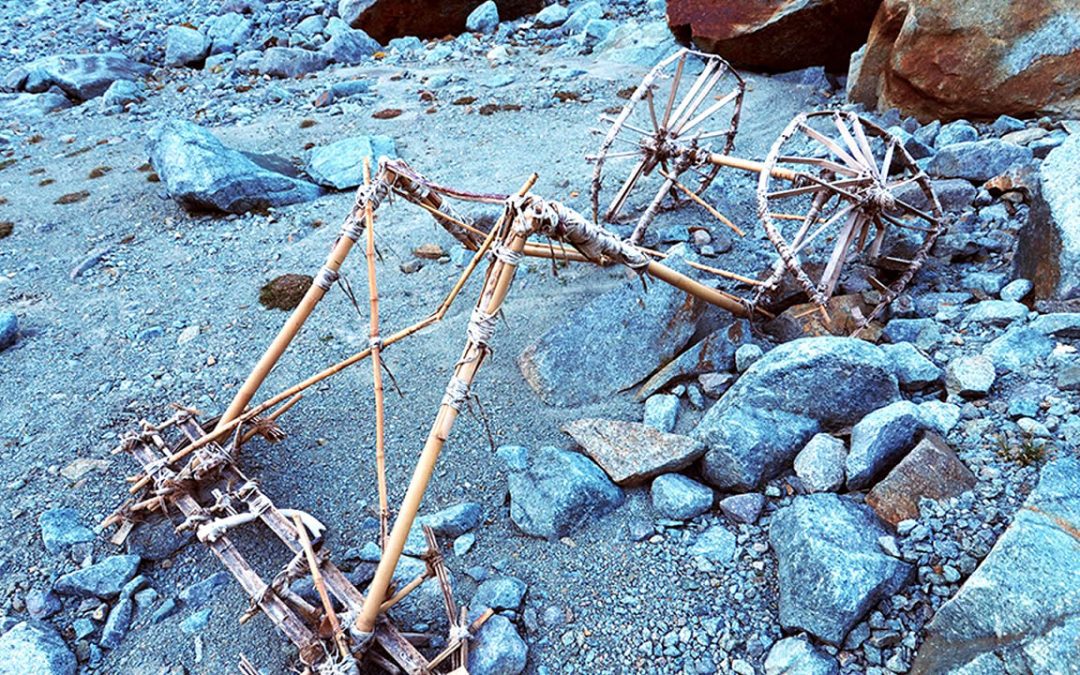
637,319 -> 751,399
718,493 -> 765,524
472,576 -> 527,615
982,325 -> 1054,373
734,343 -> 763,373
887,125 -> 934,160
207,13 -> 252,54
150,598 -> 177,624
12,52 -> 150,101
39,508 -> 93,554
881,342 -> 940,391
54,555 -> 140,599
912,456 -> 1080,674
962,300 -> 1028,327
466,1 -> 499,33
149,120 -> 322,214
519,247 -> 703,407
321,29 -> 380,64
687,524 -> 736,564
25,589 -> 61,620
765,636 -> 839,675
1000,279 -> 1033,302
944,355 -> 995,398
595,20 -> 678,66
305,135 -> 397,190
99,79 -> 143,109
535,4 -> 569,27
467,614 -> 527,675
794,433 -> 846,493
643,394 -> 679,432
72,618 -> 95,641
0,621 -> 75,675
934,121 -> 978,147
99,596 -> 132,649
125,517 -> 192,561
0,312 -> 17,351
846,401 -> 929,490
882,318 -> 944,350
928,140 -> 1033,182
651,474 -> 713,520
180,607 -> 211,635
257,47 -> 329,77
165,26 -> 208,67
771,495 -> 912,644
421,502 -> 482,538
179,571 -> 230,608
505,446 -> 623,539
918,401 -> 961,435
562,1 -> 603,34
698,405 -> 821,491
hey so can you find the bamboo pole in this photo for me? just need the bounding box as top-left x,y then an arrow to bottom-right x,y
362,159 -> 390,549
291,513 -> 350,662
704,152 -> 797,181
354,192 -> 534,636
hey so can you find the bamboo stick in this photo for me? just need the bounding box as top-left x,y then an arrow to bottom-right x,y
658,168 -> 745,236
363,159 -> 390,549
291,513 -> 350,662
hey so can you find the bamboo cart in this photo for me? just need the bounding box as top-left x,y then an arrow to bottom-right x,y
104,49 -> 946,674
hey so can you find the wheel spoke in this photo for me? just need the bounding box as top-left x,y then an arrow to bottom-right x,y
605,158 -> 648,221
798,123 -> 863,172
645,87 -> 660,133
677,90 -> 740,137
777,156 -> 859,177
880,139 -> 896,179
669,60 -> 718,131
672,64 -> 728,134
851,114 -> 880,178
662,53 -> 686,127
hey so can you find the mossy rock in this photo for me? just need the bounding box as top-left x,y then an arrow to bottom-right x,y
259,274 -> 312,310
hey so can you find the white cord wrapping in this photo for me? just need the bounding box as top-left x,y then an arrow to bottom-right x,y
441,376 -> 470,411
314,266 -> 340,291
466,307 -> 497,349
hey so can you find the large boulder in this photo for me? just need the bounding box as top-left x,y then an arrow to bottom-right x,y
847,0 -> 1080,121
561,418 -> 705,486
693,337 -> 901,490
666,0 -> 882,72
305,135 -> 397,190
149,120 -> 322,214
866,433 -> 976,526
1015,133 -> 1080,301
500,446 -> 624,540
911,455 -> 1080,674
0,621 -> 76,675
771,494 -> 912,645
5,52 -> 150,101
338,0 -> 543,43
519,248 -> 704,407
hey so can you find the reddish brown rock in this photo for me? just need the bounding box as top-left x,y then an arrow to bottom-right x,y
562,418 -> 705,486
848,0 -> 1080,121
866,433 -> 976,526
339,0 -> 543,44
666,0 -> 881,72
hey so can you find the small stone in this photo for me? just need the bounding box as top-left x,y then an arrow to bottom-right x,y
651,474 -> 713,520
765,636 -> 839,675
150,598 -> 177,624
0,311 -> 18,351
1000,279 -> 1033,302
794,434 -> 847,493
453,533 -> 475,556
39,508 -> 94,554
54,556 -> 141,599
718,493 -> 765,524
100,596 -> 132,649
180,608 -> 211,635
420,502 -> 482,538
643,394 -> 679,433
471,576 -> 527,615
945,355 -> 996,398
735,344 -> 763,372
881,342 -> 941,391
465,0 -> 499,33
962,300 -> 1028,328
400,259 -> 423,274
687,524 -> 737,564
25,589 -> 61,620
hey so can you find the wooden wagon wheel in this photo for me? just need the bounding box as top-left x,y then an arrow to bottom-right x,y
754,110 -> 944,326
589,48 -> 745,244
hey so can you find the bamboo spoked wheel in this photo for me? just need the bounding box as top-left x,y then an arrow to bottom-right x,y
589,48 -> 745,244
754,110 -> 944,322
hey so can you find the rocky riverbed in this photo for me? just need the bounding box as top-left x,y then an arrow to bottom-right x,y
0,1 -> 1078,674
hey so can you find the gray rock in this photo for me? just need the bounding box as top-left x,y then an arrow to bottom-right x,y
794,433 -> 846,493
295,15 -> 327,38
636,320 -> 751,399
179,571 -> 230,608
534,4 -> 569,27
734,343 -> 763,373
846,401 -> 928,491
305,135 -> 397,190
467,614 -> 527,675
25,589 -> 61,620
594,19 -> 678,66
651,474 -> 713,520
934,120 -> 978,147
125,517 -> 192,561
562,1 -> 603,34
0,621 -> 76,675
466,1 -> 500,33
718,493 -> 765,524
991,115 -> 1025,135
962,300 -> 1028,327
100,596 -> 132,649
99,79 -> 143,109
504,446 -> 623,539
0,312 -> 17,351
765,636 -> 839,675
881,342 -> 941,391
0,90 -> 71,119
944,355 -> 996,398
257,47 -> 329,77
180,607 -> 211,635
1000,278 -> 1033,302
39,508 -> 93,554
886,125 -> 934,160
207,12 -> 252,54
643,394 -> 679,432
11,52 -> 150,101
321,29 -> 380,64
896,178 -> 976,213
519,247 -> 703,406
882,318 -> 944,350
688,524 -> 736,563
1015,133 -> 1080,300
981,325 -> 1055,373
420,502 -> 482,538
165,26 -> 208,67
698,405 -> 821,491
472,576 -> 527,614
928,140 -> 1033,183
54,556 -> 140,599
149,120 -> 322,214
771,495 -> 912,644
912,455 -> 1080,674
